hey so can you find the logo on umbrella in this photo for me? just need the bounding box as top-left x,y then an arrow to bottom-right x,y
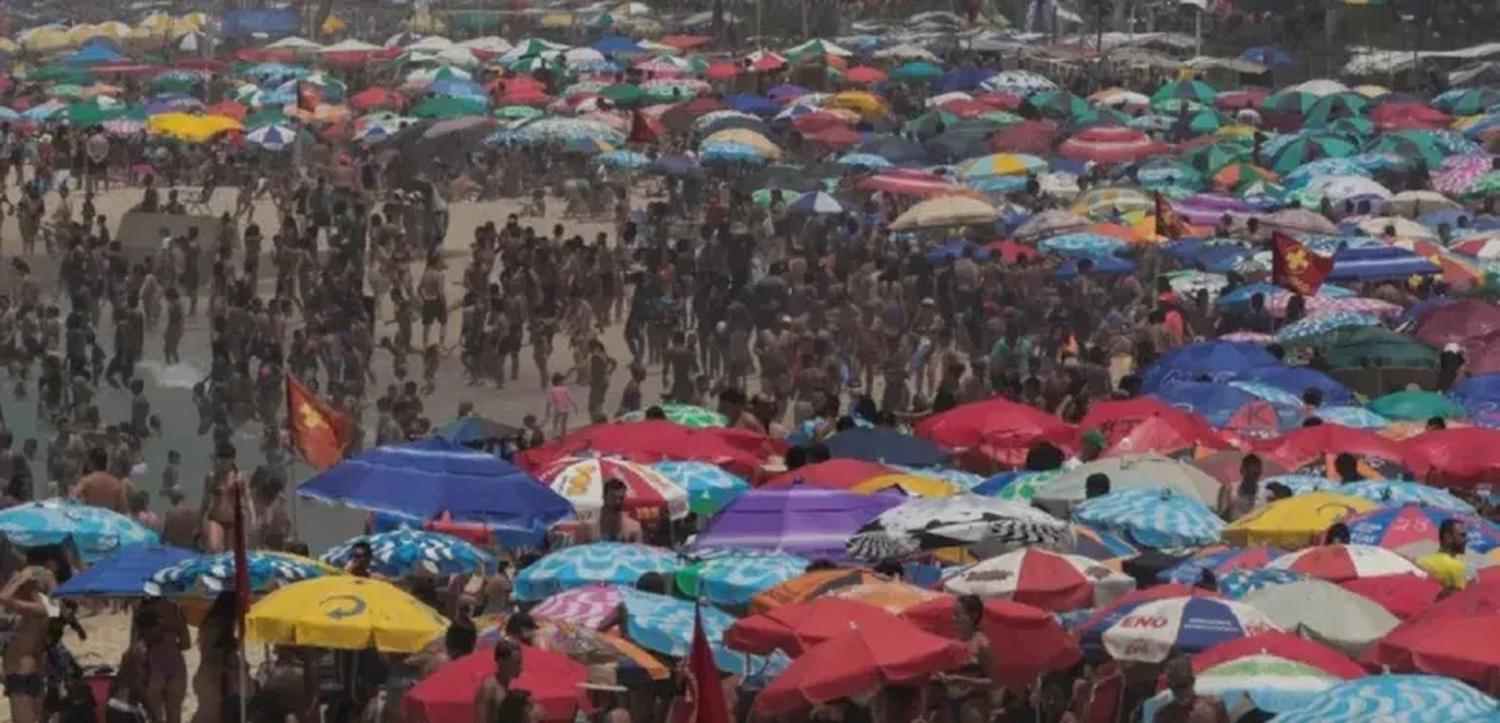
322,595 -> 367,620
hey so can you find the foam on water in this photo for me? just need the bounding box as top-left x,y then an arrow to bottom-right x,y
134,359 -> 210,389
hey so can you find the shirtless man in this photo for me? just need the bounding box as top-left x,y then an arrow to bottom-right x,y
577,478 -> 641,544
0,547 -> 61,723
70,447 -> 128,513
471,639 -> 526,723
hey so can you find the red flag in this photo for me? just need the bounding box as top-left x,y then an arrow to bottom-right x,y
629,110 -> 662,145
1154,191 -> 1192,239
296,80 -> 324,112
232,482 -> 250,640
1272,231 -> 1334,296
286,375 -> 355,470
672,605 -> 732,723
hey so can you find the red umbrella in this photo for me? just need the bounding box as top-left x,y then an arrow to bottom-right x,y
726,598 -> 904,656
1371,102 -> 1452,131
937,98 -> 995,118
1079,398 -> 1228,458
1179,631 -> 1365,679
972,92 -> 1024,111
489,76 -> 548,95
1340,574 -> 1442,621
762,459 -> 896,489
704,61 -> 741,81
1215,90 -> 1268,112
206,101 -> 246,121
805,125 -> 862,149
902,597 -> 1081,687
1057,127 -> 1170,164
856,170 -> 973,198
1366,579 -> 1500,684
984,239 -> 1041,263
1074,583 -> 1222,636
844,66 -> 888,85
350,87 -> 402,111
1404,428 -> 1500,486
790,111 -> 853,133
1411,299 -> 1500,347
915,397 -> 1076,468
754,617 -> 970,717
988,120 -> 1060,154
661,97 -> 728,131
517,421 -> 782,480
402,644 -> 590,723
660,34 -> 713,50
1254,426 -> 1408,477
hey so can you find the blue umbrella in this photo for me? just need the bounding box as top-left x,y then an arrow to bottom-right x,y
1241,46 -> 1293,68
936,65 -> 996,93
1262,475 -> 1336,495
651,154 -> 702,176
597,150 -> 651,169
1140,341 -> 1281,392
66,44 -> 125,66
1311,405 -> 1391,428
1151,381 -> 1274,428
724,93 -> 779,116
1276,676 -> 1497,723
648,461 -> 750,515
55,545 -> 195,597
296,438 -> 573,547
681,551 -> 808,607
0,499 -> 160,562
1228,381 -> 1313,428
823,427 -> 947,467
1037,232 -> 1127,257
1327,246 -> 1440,283
1276,312 -> 1382,343
1055,255 -> 1137,281
1159,546 -> 1285,585
1072,489 -> 1225,548
1337,481 -> 1476,513
1232,366 -> 1355,406
434,416 -> 522,444
787,191 -> 854,215
145,552 -> 330,596
701,142 -> 767,165
591,35 -> 643,54
514,543 -> 680,601
321,529 -> 497,577
619,588 -> 789,675
836,152 -> 895,169
1217,568 -> 1308,599
245,124 -> 296,151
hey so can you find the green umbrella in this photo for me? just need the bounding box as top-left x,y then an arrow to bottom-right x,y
1366,390 -> 1467,421
994,470 -> 1063,502
1267,133 -> 1358,174
1318,327 -> 1438,370
1464,171 -> 1500,198
1183,139 -> 1252,173
644,84 -> 695,103
27,65 -> 94,84
411,96 -> 487,119
1439,87 -> 1500,116
1261,89 -> 1317,117
64,102 -> 121,125
1151,79 -> 1218,110
1184,109 -> 1232,135
599,83 -> 643,108
1029,90 -> 1093,120
245,107 -> 288,128
1304,91 -> 1372,128
891,60 -> 943,83
902,110 -> 960,139
1326,117 -> 1377,139
494,105 -> 545,120
749,188 -> 804,208
152,76 -> 199,93
1365,131 -> 1448,168
618,404 -> 727,428
981,110 -> 1025,126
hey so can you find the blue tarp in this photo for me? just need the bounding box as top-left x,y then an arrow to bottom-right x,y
1151,381 -> 1268,428
220,9 -> 302,39
825,427 -> 948,467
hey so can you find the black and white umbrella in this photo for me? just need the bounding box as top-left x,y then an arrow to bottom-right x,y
847,495 -> 1073,562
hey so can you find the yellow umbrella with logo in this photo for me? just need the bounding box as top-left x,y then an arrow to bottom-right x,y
1223,492 -> 1377,550
247,576 -> 450,653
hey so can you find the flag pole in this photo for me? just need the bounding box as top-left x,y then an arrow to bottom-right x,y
231,482 -> 251,723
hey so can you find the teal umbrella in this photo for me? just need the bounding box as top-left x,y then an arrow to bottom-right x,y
1267,133 -> 1358,174
1183,139 -> 1252,173
1435,87 -> 1500,116
1304,92 -> 1372,127
1151,79 -> 1217,110
1029,90 -> 1093,120
599,83 -> 643,108
1325,117 -> 1376,139
890,60 -> 943,83
1318,327 -> 1439,370
1261,89 -> 1317,117
411,96 -> 487,118
1366,390 -> 1467,421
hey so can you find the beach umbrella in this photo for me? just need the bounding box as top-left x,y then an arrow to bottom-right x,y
752,570 -> 942,615
1152,79 -> 1217,109
1243,578 -> 1400,656
321,529 -> 496,578
1037,232 -> 1128,257
1140,634 -> 1366,720
536,456 -> 688,522
1160,546 -> 1284,585
531,584 -> 630,629
299,439 -> 572,545
762,459 -> 896,490
890,195 -> 997,230
1304,92 -> 1372,128
822,427 -> 946,467
1270,544 -> 1428,583
973,470 -> 1063,501
956,152 -> 1047,181
1341,505 -> 1500,556
689,485 -> 900,563
1140,341 -> 1280,391
943,548 -> 1136,612
1311,406 -> 1392,428
645,461 -> 747,516
754,616 -> 967,717
1317,326 -> 1439,370
1035,456 -> 1223,508
403,643 -> 587,722
1404,427 -> 1500,485
247,576 -> 447,653
1253,424 -> 1409,479
1072,488 -> 1224,548
1367,390 -> 1466,421
1276,675 -> 1496,723
0,499 -> 159,563
146,551 -> 333,596
1267,134 -> 1359,173
1029,90 -> 1092,120
890,60 -> 943,83
846,495 -> 1073,561
514,543 -> 680,601
785,191 -> 854,215
1436,87 -> 1500,115
620,588 -> 787,674
1276,312 -> 1382,344
1058,126 -> 1169,164
914,397 -> 1076,467
54,545 -> 195,597
983,70 -> 1056,95
1224,494 -> 1378,549
675,551 -> 808,608
518,420 -> 777,479
1337,481 -> 1475,513
1368,580 -> 1500,679
727,598 -> 907,656
244,124 -> 296,150
617,403 -> 725,427
1101,596 -> 1280,662
1218,568 -> 1309,599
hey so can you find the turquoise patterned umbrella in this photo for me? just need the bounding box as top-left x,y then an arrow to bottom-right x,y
619,588 -> 790,674
0,499 -> 159,562
1304,92 -> 1371,128
1039,232 -> 1128,257
1337,481 -> 1476,513
514,543 -> 681,601
649,461 -> 750,515
976,470 -> 1063,501
675,550 -> 807,607
1138,161 -> 1204,191
1268,134 -> 1359,174
1275,675 -> 1496,723
1218,568 -> 1308,599
888,465 -> 986,490
1276,312 -> 1382,344
1072,489 -> 1225,548
619,404 -> 727,428
1312,406 -> 1390,428
145,552 -> 330,596
321,529 -> 496,578
596,150 -> 651,169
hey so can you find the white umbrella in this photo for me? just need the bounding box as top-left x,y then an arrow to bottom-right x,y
265,35 -> 322,51
1243,579 -> 1399,656
319,39 -> 381,53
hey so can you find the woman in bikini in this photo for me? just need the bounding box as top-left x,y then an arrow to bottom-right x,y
199,444 -> 252,553
138,597 -> 189,723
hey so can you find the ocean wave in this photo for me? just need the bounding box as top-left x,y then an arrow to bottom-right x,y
135,360 -> 210,389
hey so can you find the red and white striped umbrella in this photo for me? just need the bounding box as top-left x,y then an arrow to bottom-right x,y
1452,233 -> 1500,261
1268,544 -> 1427,583
941,548 -> 1137,612
536,456 -> 689,523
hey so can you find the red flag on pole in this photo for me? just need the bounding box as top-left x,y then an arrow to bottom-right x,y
1154,191 -> 1192,239
286,376 -> 355,471
672,604 -> 732,723
296,80 -> 324,112
629,110 -> 663,145
1272,231 -> 1334,296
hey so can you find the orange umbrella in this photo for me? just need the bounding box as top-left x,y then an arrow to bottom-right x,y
844,66 -> 888,85
659,34 -> 712,50
750,569 -> 883,614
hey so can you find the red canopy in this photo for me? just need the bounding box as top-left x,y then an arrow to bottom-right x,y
205,101 -> 246,121
1078,398 -> 1227,457
754,618 -> 970,717
402,644 -> 590,723
726,598 -> 904,656
660,34 -> 713,50
488,76 -> 548,95
516,421 -> 782,479
901,596 -> 1081,688
972,91 -> 1024,111
804,125 -> 861,149
1403,428 -> 1500,486
1370,102 -> 1452,131
936,98 -> 994,118
761,459 -> 896,489
349,87 -> 403,111
1365,578 -> 1500,684
1215,89 -> 1268,111
1340,574 -> 1442,621
988,120 -> 1060,154
497,90 -> 552,107
856,170 -> 972,198
704,61 -> 741,81
915,397 -> 1076,468
790,111 -> 854,133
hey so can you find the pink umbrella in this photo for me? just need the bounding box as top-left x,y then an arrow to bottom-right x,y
1058,127 -> 1170,164
531,584 -> 623,629
1433,154 -> 1491,195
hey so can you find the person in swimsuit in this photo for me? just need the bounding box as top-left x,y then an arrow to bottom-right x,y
472,639 -> 525,723
191,591 -> 246,723
0,546 -> 62,723
937,594 -> 994,723
138,597 -> 189,723
199,444 -> 251,554
109,608 -> 154,723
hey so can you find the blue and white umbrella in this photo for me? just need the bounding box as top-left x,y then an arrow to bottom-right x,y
1338,481 -> 1476,514
245,124 -> 296,151
1159,546 -> 1285,586
837,152 -> 895,169
514,543 -> 681,601
982,70 -> 1057,95
0,499 -> 159,562
1263,474 -> 1336,496
1312,405 -> 1391,428
648,461 -> 750,516
1038,232 -> 1128,257
1218,568 -> 1308,599
788,191 -> 854,215
1275,675 -> 1497,723
619,588 -> 789,675
321,529 -> 497,578
1100,596 -> 1281,662
596,149 -> 651,169
682,550 -> 808,607
1072,489 -> 1224,548
1283,158 -> 1373,188
145,552 -> 330,596
701,142 -> 767,165
1276,312 -> 1382,343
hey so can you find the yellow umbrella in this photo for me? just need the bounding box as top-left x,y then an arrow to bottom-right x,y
1223,492 -> 1377,549
851,474 -> 960,498
826,91 -> 888,120
21,27 -> 72,53
1070,187 -> 1152,217
147,113 -> 244,143
0,38 -> 18,54
540,12 -> 575,29
137,12 -> 173,31
1351,84 -> 1390,98
890,195 -> 998,231
703,128 -> 782,159
168,18 -> 201,39
177,12 -> 211,30
247,576 -> 450,653
67,24 -> 100,45
320,16 -> 348,37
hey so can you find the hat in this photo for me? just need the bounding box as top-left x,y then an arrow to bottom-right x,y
1444,342 -> 1462,354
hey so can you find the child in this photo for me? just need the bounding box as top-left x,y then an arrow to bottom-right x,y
161,450 -> 181,495
521,414 -> 545,449
543,373 -> 575,437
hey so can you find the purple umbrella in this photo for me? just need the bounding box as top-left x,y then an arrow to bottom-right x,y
688,484 -> 901,563
1175,194 -> 1260,225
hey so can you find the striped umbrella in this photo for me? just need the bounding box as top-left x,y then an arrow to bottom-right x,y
1101,596 -> 1281,662
846,494 -> 1073,561
942,548 -> 1137,612
1275,676 -> 1496,723
1141,653 -> 1356,721
514,543 -> 681,601
647,461 -> 748,515
1342,505 -> 1500,554
536,456 -> 689,522
146,552 -> 331,595
1336,481 -> 1475,513
1072,489 -> 1225,548
1218,568 -> 1309,599
619,588 -> 789,674
676,551 -> 809,607
321,529 -> 496,577
1269,544 -> 1427,583
531,584 -> 624,628
1160,546 -> 1285,585
618,403 -> 726,427
245,124 -> 296,150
